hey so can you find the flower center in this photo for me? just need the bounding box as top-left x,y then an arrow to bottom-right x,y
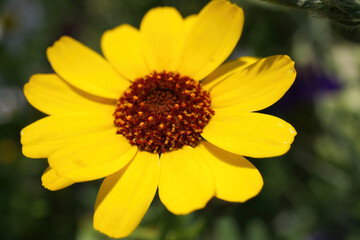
114,71 -> 214,154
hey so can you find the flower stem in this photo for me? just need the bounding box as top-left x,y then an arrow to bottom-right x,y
260,0 -> 360,27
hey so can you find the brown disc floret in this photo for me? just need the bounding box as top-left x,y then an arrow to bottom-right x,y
114,71 -> 214,154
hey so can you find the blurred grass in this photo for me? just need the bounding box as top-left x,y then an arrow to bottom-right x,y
1,0 -> 360,239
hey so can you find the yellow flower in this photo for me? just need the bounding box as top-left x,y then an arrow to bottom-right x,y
21,0 -> 296,238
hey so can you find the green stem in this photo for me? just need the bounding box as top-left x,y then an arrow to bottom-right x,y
260,0 -> 360,27
261,0 -> 300,8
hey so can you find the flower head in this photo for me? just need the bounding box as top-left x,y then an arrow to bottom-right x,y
21,0 -> 297,238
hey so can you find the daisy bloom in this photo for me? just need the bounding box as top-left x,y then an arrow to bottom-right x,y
21,0 -> 296,238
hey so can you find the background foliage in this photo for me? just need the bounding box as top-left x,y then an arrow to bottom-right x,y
1,0 -> 360,239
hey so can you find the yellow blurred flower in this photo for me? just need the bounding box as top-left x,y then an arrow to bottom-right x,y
21,0 -> 296,238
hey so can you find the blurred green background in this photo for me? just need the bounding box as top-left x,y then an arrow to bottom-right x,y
1,0 -> 360,239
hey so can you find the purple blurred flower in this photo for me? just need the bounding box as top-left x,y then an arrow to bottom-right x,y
266,64 -> 341,112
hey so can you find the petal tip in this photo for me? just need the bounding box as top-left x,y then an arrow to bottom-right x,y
165,199 -> 211,215
41,179 -> 56,191
21,146 -> 41,159
93,221 -> 130,239
21,146 -> 29,157
234,175 -> 264,203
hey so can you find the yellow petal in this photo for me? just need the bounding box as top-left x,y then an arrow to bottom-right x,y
49,130 -> 137,182
200,141 -> 263,202
177,0 -> 244,80
94,151 -> 159,239
184,14 -> 197,36
47,36 -> 129,99
202,56 -> 259,91
101,24 -> 150,80
24,74 -> 115,115
201,109 -> 297,158
21,112 -> 114,158
159,146 -> 215,215
140,7 -> 184,72
41,167 -> 73,191
210,55 -> 296,111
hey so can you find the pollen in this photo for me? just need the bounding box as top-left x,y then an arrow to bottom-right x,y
114,71 -> 215,154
